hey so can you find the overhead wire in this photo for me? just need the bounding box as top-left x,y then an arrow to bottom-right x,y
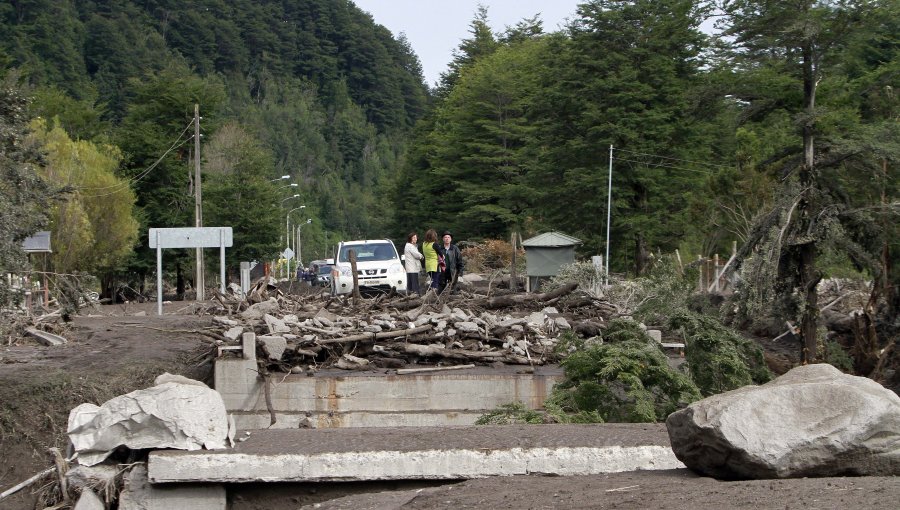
614,147 -> 734,170
76,119 -> 196,198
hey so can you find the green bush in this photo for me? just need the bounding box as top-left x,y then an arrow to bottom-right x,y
669,311 -> 773,396
824,340 -> 854,372
546,320 -> 701,423
475,401 -> 545,425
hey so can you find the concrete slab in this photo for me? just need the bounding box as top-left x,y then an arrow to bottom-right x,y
215,361 -> 564,429
148,424 -> 684,483
120,464 -> 225,510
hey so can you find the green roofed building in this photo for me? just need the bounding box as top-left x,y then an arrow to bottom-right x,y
521,231 -> 581,292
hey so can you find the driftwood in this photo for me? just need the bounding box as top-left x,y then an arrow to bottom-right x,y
384,342 -> 539,365
482,282 -> 578,309
0,467 -> 55,502
316,325 -> 433,345
397,364 -> 476,375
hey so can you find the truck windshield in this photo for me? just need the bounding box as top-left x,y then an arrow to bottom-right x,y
338,243 -> 396,262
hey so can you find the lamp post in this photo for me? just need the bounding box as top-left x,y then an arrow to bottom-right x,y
286,206 -> 306,279
296,218 -> 311,267
269,175 -> 290,182
281,194 -> 300,204
280,183 -> 298,190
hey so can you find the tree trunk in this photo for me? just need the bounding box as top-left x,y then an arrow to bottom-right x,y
176,261 -> 185,300
798,42 -> 820,364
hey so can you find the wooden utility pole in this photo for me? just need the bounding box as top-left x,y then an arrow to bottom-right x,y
510,232 -> 517,291
194,104 -> 205,301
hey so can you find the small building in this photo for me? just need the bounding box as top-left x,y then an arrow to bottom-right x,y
521,231 -> 582,292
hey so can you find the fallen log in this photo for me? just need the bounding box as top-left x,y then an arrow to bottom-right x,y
316,324 -> 433,345
384,342 -> 540,365
396,364 -> 475,375
482,282 -> 578,309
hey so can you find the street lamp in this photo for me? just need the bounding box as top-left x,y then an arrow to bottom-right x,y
269,175 -> 290,182
280,183 -> 299,190
280,194 -> 300,204
285,206 -> 306,279
296,218 -> 312,267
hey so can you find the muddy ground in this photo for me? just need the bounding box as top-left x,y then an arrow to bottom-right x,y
1,301 -> 897,509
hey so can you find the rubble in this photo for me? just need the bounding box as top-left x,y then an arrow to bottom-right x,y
206,277 -> 619,373
67,373 -> 230,466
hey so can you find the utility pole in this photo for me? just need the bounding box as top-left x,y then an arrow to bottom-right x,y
605,145 -> 613,287
194,104 -> 205,301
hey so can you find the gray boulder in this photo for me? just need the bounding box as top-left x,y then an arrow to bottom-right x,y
667,364 -> 900,479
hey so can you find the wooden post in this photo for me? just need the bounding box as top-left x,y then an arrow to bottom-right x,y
675,249 -> 683,274
713,253 -> 720,293
698,255 -> 703,293
510,232 -> 517,291
349,249 -> 360,304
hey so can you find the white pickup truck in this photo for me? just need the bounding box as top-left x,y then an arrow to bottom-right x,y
330,239 -> 406,295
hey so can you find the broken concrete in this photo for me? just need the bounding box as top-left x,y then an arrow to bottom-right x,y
148,424 -> 684,483
24,326 -> 67,346
119,464 -> 225,510
67,375 -> 230,466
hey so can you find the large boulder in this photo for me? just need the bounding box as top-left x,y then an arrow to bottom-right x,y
666,364 -> 900,479
67,374 -> 229,466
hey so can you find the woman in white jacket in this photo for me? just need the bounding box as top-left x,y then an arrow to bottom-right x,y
404,232 -> 424,295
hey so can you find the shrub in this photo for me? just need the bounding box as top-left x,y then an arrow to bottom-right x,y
547,320 -> 701,423
459,239 -> 524,273
475,401 -> 545,425
669,311 -> 773,396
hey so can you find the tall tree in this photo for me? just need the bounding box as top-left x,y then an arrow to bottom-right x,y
30,120 -> 139,275
720,0 -> 898,362
115,62 -> 226,290
0,72 -> 54,305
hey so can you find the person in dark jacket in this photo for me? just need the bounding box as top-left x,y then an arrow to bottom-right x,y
438,230 -> 463,294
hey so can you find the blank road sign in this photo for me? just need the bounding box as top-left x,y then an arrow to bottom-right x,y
149,227 -> 233,249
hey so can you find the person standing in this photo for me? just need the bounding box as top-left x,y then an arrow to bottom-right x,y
422,229 -> 442,291
404,232 -> 424,295
439,230 -> 464,294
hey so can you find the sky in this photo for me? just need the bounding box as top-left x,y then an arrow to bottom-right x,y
352,1 -> 585,88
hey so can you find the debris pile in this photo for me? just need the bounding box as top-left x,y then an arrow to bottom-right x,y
212,278 -> 619,372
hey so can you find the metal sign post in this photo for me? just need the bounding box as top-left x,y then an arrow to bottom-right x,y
149,227 -> 233,315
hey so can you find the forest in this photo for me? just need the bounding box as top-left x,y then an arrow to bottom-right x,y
0,1 -> 898,334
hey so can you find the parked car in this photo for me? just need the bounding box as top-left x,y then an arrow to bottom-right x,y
309,259 -> 333,287
331,240 -> 406,295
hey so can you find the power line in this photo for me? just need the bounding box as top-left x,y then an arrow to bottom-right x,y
614,147 -> 734,170
614,156 -> 719,176
76,120 -> 196,197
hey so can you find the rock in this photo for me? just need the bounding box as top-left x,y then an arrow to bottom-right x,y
258,335 -> 287,360
213,316 -> 239,327
646,329 -> 662,342
282,314 -> 300,325
73,489 -> 105,510
67,378 -> 229,466
455,321 -> 480,334
461,273 -> 484,282
451,308 -> 469,322
240,298 -> 279,320
66,463 -> 119,490
666,364 -> 900,479
554,317 -> 571,330
499,317 -> 527,328
264,313 -> 291,334
154,372 -> 209,388
132,311 -> 147,317
224,326 -> 243,341
541,306 -> 559,315
525,312 -> 546,328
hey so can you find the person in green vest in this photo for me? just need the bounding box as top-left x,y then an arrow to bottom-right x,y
422,229 -> 442,291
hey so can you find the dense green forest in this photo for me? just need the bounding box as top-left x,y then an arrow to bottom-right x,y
1,0 -> 429,296
1,0 -> 897,332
